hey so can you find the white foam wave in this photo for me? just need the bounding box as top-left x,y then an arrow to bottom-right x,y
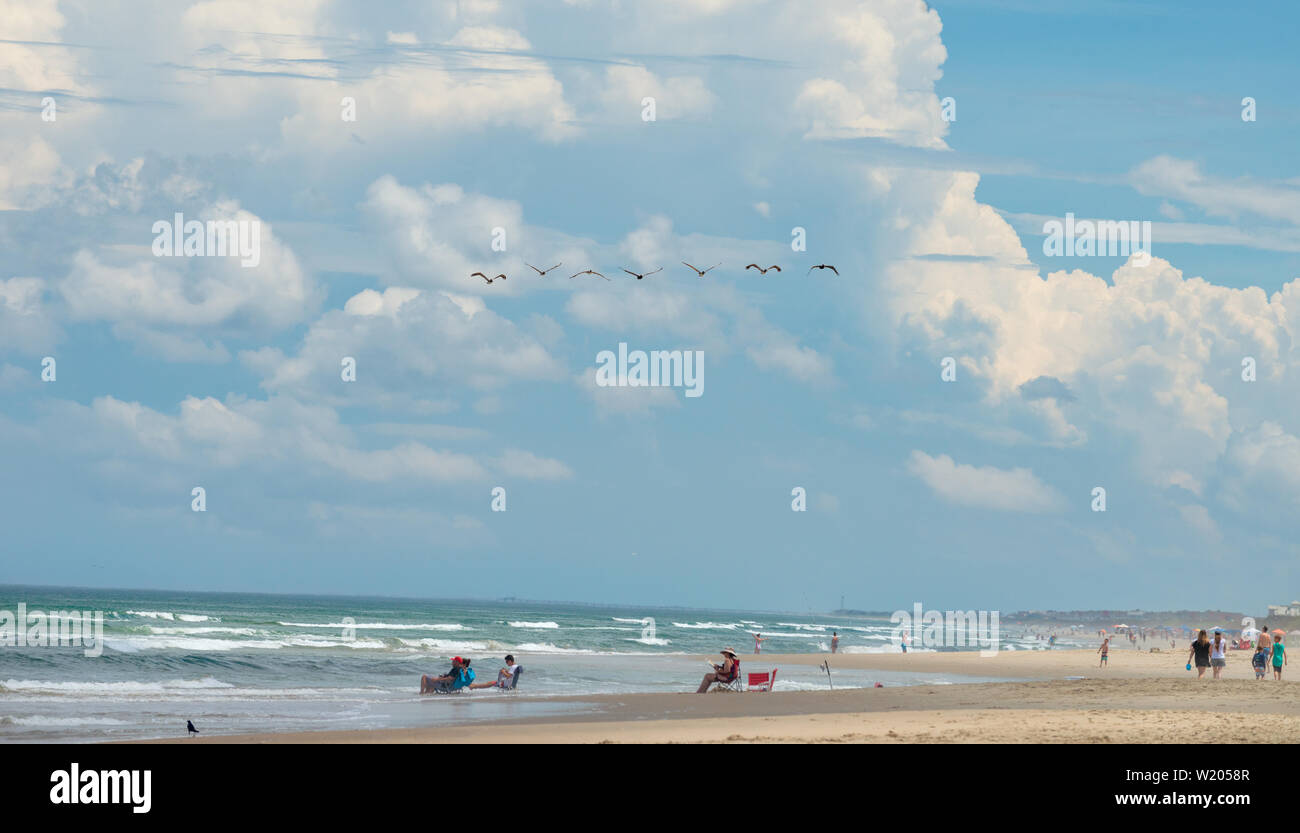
105,636 -> 388,652
1,676 -> 233,695
279,621 -> 468,631
125,610 -> 219,623
508,621 -> 559,629
2,715 -> 129,727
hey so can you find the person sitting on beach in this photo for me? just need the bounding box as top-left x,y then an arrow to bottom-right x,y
453,659 -> 476,690
696,647 -> 740,693
421,657 -> 468,694
469,654 -> 521,690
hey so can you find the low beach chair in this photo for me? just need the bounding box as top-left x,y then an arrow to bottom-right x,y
746,669 -> 777,692
711,674 -> 742,692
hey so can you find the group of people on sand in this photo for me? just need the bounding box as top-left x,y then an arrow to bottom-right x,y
1186,628 -> 1286,680
420,655 -> 520,694
1099,628 -> 1290,680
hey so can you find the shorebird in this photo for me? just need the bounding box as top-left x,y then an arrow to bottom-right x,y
807,264 -> 839,276
471,272 -> 507,284
570,269 -> 609,281
745,264 -> 781,274
526,262 -> 562,276
187,720 -> 199,737
682,261 -> 720,277
622,266 -> 663,280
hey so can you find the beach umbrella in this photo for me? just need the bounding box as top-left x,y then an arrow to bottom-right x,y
1243,627 -> 1260,639
1272,629 -> 1286,637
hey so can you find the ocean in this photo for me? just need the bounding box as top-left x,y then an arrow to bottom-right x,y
0,585 -> 1062,743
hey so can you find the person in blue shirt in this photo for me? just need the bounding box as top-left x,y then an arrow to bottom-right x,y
450,659 -> 476,690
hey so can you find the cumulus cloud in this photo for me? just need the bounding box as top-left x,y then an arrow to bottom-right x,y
599,65 -> 716,121
906,451 -> 1065,513
82,393 -> 571,485
248,287 -> 564,409
59,201 -> 319,359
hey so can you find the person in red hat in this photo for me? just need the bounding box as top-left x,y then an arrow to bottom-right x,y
421,657 -> 464,694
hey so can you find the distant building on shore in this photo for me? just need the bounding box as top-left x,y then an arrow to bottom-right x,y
1267,601 -> 1300,617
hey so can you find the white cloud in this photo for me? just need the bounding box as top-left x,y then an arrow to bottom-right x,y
249,287 -> 564,408
599,65 -> 716,121
0,277 -> 60,354
906,451 -> 1065,513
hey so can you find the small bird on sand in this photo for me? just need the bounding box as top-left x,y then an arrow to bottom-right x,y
570,269 -> 609,281
682,261 -> 720,277
745,264 -> 781,274
622,266 -> 663,280
807,264 -> 839,276
187,720 -> 199,736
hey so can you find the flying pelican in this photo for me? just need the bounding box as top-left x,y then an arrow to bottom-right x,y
622,266 -> 663,280
807,264 -> 839,276
745,264 -> 781,274
527,262 -> 562,276
570,269 -> 610,281
471,272 -> 507,284
682,261 -> 720,277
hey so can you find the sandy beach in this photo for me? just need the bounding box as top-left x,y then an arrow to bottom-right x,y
142,648 -> 1300,744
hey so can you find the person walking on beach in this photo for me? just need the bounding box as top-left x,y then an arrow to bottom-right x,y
830,631 -> 839,654
1187,630 -> 1211,678
1273,635 -> 1286,680
1259,627 -> 1272,657
1252,643 -> 1269,680
1209,629 -> 1228,679
1098,637 -> 1109,667
753,633 -> 765,654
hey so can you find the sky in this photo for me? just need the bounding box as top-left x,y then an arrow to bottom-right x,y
1,0 -> 1298,614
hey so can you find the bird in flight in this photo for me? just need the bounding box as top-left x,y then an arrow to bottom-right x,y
526,262 -> 562,276
807,264 -> 839,276
471,272 -> 507,284
745,264 -> 781,274
570,269 -> 609,281
622,266 -> 663,280
682,261 -> 720,277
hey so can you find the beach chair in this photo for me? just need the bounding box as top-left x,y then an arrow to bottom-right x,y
746,669 -> 777,692
711,674 -> 742,692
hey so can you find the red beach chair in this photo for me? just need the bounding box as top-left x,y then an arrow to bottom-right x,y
746,669 -> 777,692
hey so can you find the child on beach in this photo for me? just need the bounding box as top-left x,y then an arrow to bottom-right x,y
1273,636 -> 1286,680
1253,645 -> 1268,680
1098,638 -> 1109,667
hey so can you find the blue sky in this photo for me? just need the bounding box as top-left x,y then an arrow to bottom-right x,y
2,0 -> 1298,613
